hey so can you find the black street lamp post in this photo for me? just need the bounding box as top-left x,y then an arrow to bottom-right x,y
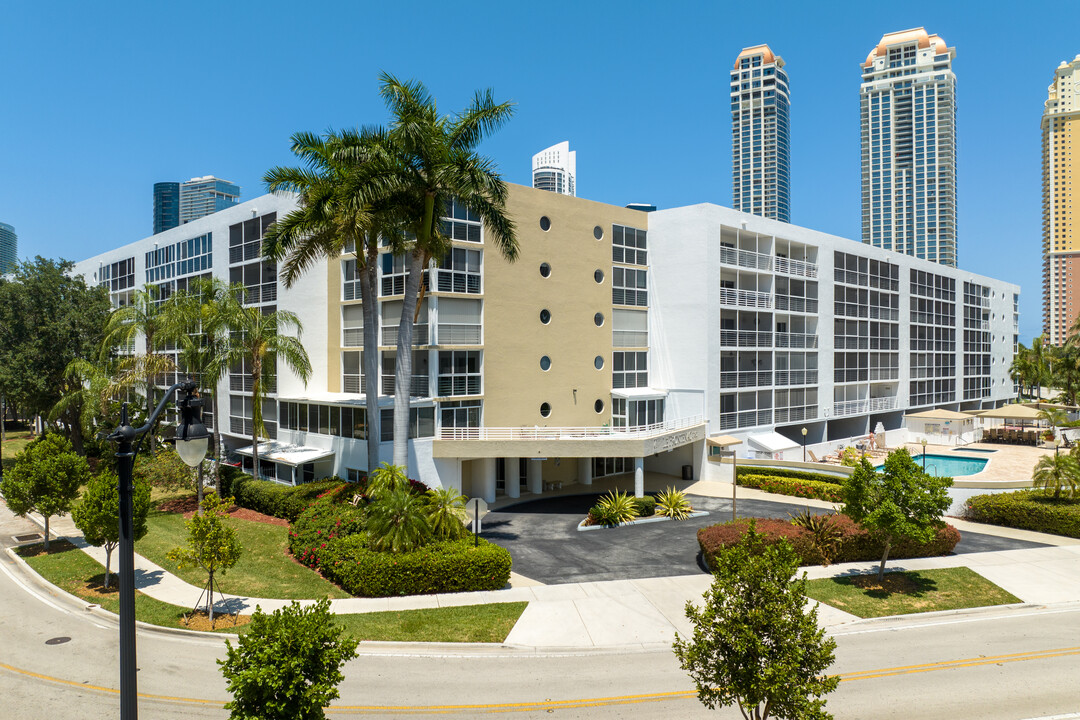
801,427 -> 808,462
107,380 -> 208,720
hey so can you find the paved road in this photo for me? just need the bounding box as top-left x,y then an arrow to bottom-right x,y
485,493 -> 1050,585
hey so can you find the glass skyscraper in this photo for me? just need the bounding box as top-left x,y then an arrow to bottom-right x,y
154,182 -> 180,234
730,45 -> 790,223
178,176 -> 240,225
0,222 -> 16,273
860,28 -> 957,267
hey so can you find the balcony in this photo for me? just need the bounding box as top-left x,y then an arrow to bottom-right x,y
774,332 -> 817,349
869,368 -> 899,381
774,256 -> 818,279
719,288 -> 772,309
229,375 -> 276,393
719,246 -> 773,272
774,295 -> 818,313
381,374 -> 430,397
436,375 -> 481,397
381,323 -> 429,347
438,414 -> 704,441
774,370 -> 818,386
868,396 -> 898,411
436,323 -> 482,345
833,399 -> 869,417
720,330 -> 772,348
717,409 -> 772,431
868,307 -> 899,321
720,370 -> 773,389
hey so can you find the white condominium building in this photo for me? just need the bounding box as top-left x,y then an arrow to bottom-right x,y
861,28 -> 958,267
532,142 -> 576,197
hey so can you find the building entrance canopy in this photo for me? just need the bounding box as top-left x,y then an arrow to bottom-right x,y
233,441 -> 334,467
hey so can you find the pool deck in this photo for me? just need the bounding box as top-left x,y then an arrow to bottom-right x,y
898,441 -> 1052,488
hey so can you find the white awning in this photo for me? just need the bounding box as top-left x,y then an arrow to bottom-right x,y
610,387 -> 668,400
233,441 -> 335,467
746,431 -> 800,453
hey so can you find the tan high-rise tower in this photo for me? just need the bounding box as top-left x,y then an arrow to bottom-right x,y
1043,55 -> 1080,345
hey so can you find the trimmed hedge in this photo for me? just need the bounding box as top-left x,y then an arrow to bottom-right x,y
735,466 -> 845,485
737,474 -> 844,502
289,497 -> 367,568
698,516 -> 960,569
230,475 -> 350,522
320,536 -> 512,597
632,495 -> 657,518
965,491 -> 1080,539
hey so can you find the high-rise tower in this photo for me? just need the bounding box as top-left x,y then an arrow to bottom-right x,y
532,142 -> 576,197
1043,55 -> 1080,345
153,182 -> 180,234
860,28 -> 957,267
731,45 -> 790,222
0,222 -> 16,273
179,176 -> 240,225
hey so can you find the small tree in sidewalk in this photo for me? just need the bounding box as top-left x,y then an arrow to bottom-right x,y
167,492 -> 242,624
219,598 -> 358,720
673,522 -> 838,720
1,433 -> 89,550
842,449 -> 952,580
71,469 -> 151,588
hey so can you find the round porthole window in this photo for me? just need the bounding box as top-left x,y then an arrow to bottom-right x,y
594,312 -> 604,327
594,355 -> 604,370
540,402 -> 551,418
594,399 -> 604,414
540,356 -> 551,371
593,225 -> 603,240
594,269 -> 604,284
540,216 -> 551,231
540,262 -> 551,278
540,309 -> 551,324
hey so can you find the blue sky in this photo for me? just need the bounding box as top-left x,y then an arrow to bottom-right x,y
1,0 -> 1077,341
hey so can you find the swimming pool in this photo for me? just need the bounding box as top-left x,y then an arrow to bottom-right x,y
875,453 -> 988,476
952,447 -> 997,454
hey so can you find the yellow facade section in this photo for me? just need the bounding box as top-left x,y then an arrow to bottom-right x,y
326,256 -> 342,393
482,184 -> 650,428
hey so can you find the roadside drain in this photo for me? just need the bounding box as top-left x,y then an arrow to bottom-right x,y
12,534 -> 43,544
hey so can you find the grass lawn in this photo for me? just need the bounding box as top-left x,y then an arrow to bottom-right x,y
1,429 -> 34,474
19,540 -> 527,642
135,495 -> 350,600
805,566 -> 1021,618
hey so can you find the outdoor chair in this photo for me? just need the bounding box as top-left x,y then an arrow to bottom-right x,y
808,450 -> 821,463
1026,430 -> 1037,445
1005,429 -> 1016,444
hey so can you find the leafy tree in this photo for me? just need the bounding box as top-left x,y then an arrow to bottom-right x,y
366,486 -> 431,553
1034,452 -> 1080,500
220,297 -> 311,481
357,73 -> 519,472
166,493 -> 242,623
218,598 -> 358,720
71,469 -> 151,588
264,130 -> 410,474
0,257 -> 111,448
1,433 -> 90,550
133,447 -> 194,492
673,523 -> 838,720
842,449 -> 952,580
424,486 -> 469,540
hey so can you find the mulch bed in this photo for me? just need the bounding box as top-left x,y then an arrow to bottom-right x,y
157,496 -> 289,527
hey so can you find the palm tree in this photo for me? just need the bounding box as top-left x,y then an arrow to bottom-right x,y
262,130 -> 408,476
363,72 -> 519,471
101,284 -> 176,425
1037,407 -> 1069,443
220,295 -> 312,481
159,277 -> 235,506
1030,335 -> 1051,402
1009,342 -> 1031,402
1033,452 -> 1080,500
48,356 -> 117,455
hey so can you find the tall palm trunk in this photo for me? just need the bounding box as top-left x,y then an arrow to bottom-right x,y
251,355 -> 262,482
393,251 -> 425,470
360,238 -> 381,473
212,389 -> 222,495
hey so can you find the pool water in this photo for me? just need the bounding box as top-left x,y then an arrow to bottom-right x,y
874,453 -> 988,476
952,447 -> 997,454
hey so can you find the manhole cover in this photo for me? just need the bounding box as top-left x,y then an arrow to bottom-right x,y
45,637 -> 71,646
12,534 -> 42,543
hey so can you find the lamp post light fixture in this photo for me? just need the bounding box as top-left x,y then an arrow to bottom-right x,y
801,427 -> 808,462
107,380 -> 208,720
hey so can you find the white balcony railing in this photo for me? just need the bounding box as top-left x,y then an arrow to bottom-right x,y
436,323 -> 482,345
833,400 -> 869,417
381,323 -> 429,346
720,330 -> 772,347
381,375 -> 430,397
774,332 -> 818,349
719,371 -> 773,389
774,256 -> 818,278
869,396 -> 898,411
719,288 -> 772,309
438,415 -> 704,441
719,246 -> 772,271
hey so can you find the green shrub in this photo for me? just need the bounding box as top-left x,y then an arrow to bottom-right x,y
735,467 -> 845,485
738,474 -> 844,502
321,536 -> 512,597
632,495 -> 657,518
231,476 -> 349,522
698,515 -> 960,570
965,491 -> 1080,538
216,464 -> 244,497
133,448 -> 193,491
289,498 -> 367,569
656,487 -> 693,520
589,490 -> 638,526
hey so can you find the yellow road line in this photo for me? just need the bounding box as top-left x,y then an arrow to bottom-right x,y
4,645 -> 1080,714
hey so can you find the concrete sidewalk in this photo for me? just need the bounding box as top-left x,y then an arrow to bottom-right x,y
12,497 -> 1080,651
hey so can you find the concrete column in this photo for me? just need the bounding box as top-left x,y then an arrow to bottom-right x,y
505,457 -> 520,499
578,458 -> 592,486
634,457 -> 644,498
479,457 -> 497,504
528,458 -> 543,494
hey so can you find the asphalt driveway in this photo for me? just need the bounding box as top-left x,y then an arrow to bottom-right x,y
482,493 -> 1049,585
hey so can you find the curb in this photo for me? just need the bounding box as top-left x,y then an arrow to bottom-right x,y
577,510 -> 709,532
